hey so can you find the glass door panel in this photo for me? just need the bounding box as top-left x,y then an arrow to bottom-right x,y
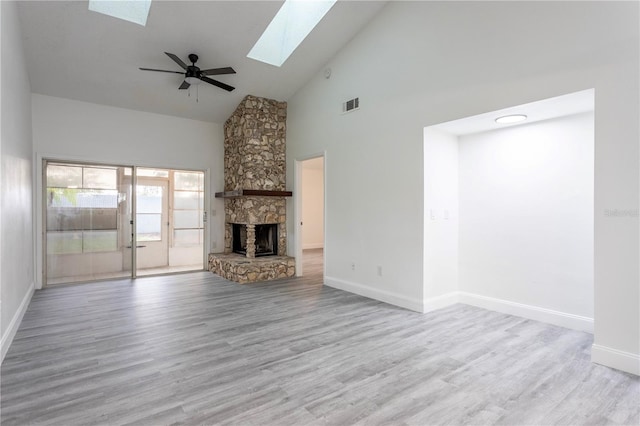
170,170 -> 205,270
45,162 -> 133,284
135,179 -> 169,274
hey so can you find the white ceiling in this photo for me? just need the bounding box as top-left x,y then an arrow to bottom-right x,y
17,1 -> 386,123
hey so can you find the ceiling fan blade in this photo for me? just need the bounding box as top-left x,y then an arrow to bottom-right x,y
200,76 -> 235,92
178,80 -> 190,90
139,67 -> 184,74
201,67 -> 236,76
165,52 -> 188,70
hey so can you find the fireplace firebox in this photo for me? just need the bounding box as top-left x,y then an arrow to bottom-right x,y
232,223 -> 278,257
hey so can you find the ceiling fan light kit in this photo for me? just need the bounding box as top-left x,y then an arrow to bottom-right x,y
140,52 -> 236,92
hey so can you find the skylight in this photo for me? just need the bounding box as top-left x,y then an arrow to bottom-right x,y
247,0 -> 337,67
88,0 -> 152,26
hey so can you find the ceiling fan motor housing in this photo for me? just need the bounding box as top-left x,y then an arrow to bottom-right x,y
185,67 -> 200,79
187,54 -> 201,80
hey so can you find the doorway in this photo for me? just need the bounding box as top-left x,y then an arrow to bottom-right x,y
44,161 -> 206,285
135,178 -> 169,272
295,155 -> 325,277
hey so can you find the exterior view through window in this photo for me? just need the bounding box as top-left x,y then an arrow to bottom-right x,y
45,161 -> 205,285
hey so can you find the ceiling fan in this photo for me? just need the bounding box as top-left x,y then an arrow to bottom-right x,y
140,52 -> 236,92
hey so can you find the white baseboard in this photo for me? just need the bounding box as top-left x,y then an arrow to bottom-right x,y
1,282 -> 35,363
592,344 -> 640,376
320,281 -> 593,333
302,243 -> 324,250
423,291 -> 460,312
458,291 -> 594,333
325,276 -> 424,312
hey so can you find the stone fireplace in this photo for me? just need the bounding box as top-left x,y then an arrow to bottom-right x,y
232,223 -> 278,257
208,95 -> 295,283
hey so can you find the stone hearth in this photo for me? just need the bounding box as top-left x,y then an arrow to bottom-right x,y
208,253 -> 295,284
209,95 -> 295,283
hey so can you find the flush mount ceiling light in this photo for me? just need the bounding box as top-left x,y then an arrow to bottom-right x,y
184,77 -> 201,85
88,0 -> 152,26
495,114 -> 528,124
247,0 -> 338,67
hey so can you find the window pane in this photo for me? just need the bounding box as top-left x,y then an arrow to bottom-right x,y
137,213 -> 161,241
47,188 -> 118,208
136,168 -> 169,178
174,210 -> 200,229
77,190 -> 118,208
47,165 -> 82,188
47,207 -> 83,230
174,191 -> 200,210
47,188 -> 78,207
137,185 -> 162,213
173,229 -> 202,246
83,167 -> 117,189
174,171 -> 202,191
83,230 -> 117,252
82,208 -> 117,230
47,232 -> 82,254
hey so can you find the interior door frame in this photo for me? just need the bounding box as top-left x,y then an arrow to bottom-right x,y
294,151 -> 326,279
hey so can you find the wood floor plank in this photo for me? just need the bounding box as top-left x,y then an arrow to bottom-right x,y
1,249 -> 638,425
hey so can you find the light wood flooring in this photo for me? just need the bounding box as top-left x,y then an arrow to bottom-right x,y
47,264 -> 205,285
2,249 -> 638,425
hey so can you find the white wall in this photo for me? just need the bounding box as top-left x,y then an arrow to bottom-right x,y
302,159 -> 324,249
286,1 -> 639,374
423,128 -> 458,303
458,113 -> 594,323
1,1 -> 35,362
31,94 -> 225,288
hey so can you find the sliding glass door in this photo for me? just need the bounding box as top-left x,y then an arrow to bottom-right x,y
44,161 -> 206,285
45,162 -> 133,284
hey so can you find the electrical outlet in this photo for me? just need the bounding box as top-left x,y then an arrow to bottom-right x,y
351,262 -> 356,271
377,266 -> 382,276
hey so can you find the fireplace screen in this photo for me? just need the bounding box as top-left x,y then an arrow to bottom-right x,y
232,223 -> 278,257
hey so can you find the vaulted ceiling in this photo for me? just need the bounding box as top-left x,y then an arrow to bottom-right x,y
17,1 -> 386,123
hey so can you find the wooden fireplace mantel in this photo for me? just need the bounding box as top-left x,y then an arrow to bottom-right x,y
215,189 -> 293,198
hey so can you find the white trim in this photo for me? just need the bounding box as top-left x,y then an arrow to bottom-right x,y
294,159 -> 303,277
592,344 -> 640,376
294,152 -> 326,278
319,282 -> 593,332
423,291 -> 460,312
325,276 -> 424,312
302,243 -> 324,250
1,282 -> 35,363
458,291 -> 594,333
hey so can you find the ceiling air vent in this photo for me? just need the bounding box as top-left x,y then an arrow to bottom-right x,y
343,97 -> 360,113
